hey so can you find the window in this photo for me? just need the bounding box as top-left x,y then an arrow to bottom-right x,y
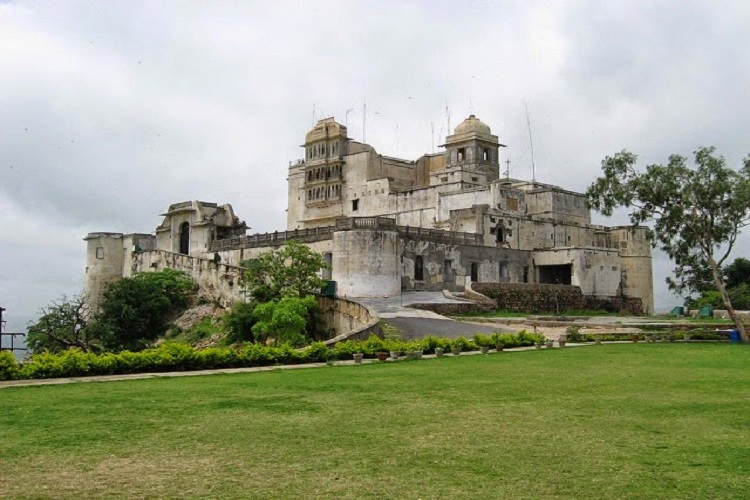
499,263 -> 508,280
457,148 -> 466,161
483,148 -> 490,161
506,197 -> 519,211
96,247 -> 104,259
470,263 -> 479,282
352,199 -> 359,211
471,177 -> 478,182
441,177 -> 448,183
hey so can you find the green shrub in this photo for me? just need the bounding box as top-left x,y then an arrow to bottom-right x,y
223,302 -> 256,344
472,334 -> 493,347
0,351 -> 19,380
421,335 -> 452,354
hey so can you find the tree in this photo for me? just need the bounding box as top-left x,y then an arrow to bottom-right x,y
586,147 -> 750,341
26,293 -> 95,353
91,269 -> 194,352
243,240 -> 329,302
724,257 -> 750,290
251,295 -> 317,347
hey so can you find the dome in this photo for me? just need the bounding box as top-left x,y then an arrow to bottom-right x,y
454,115 -> 491,136
305,117 -> 348,144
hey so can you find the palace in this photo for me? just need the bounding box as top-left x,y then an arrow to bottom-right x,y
84,114 -> 654,314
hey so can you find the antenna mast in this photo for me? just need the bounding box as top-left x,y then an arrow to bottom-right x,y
524,101 -> 537,182
363,98 -> 367,144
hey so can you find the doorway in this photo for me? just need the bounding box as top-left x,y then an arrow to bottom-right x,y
179,222 -> 190,255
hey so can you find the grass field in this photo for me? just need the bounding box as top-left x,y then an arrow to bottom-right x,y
2,344 -> 749,499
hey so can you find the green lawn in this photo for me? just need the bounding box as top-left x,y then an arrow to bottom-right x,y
2,344 -> 749,499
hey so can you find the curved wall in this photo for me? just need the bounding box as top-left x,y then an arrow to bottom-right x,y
332,229 -> 400,297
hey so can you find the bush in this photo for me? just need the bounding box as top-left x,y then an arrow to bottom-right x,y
223,302 -> 256,344
473,334 -> 493,347
0,351 -> 19,380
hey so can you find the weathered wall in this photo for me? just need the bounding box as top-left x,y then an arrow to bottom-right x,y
532,248 -> 621,296
400,239 -> 531,291
608,226 -> 654,314
134,250 -> 245,307
84,232 -> 127,314
318,296 -> 380,345
333,229 -> 400,297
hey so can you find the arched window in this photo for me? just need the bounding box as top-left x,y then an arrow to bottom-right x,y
179,222 -> 190,255
470,262 -> 478,282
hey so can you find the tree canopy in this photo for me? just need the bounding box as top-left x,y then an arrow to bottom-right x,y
586,147 -> 750,340
90,269 -> 194,352
243,240 -> 329,302
26,293 -> 94,353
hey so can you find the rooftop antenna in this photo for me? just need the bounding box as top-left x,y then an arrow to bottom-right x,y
469,97 -> 474,115
504,157 -> 511,179
395,123 -> 399,157
524,101 -> 537,182
363,98 -> 367,144
446,105 -> 451,134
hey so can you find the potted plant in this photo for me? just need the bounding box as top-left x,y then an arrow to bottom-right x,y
473,334 -> 492,354
631,334 -> 640,343
376,351 -> 389,362
558,335 -> 567,348
545,338 -> 554,349
594,336 -> 601,345
490,333 -> 505,351
535,340 -> 543,350
390,350 -> 400,360
452,336 -> 469,355
353,353 -> 364,364
683,332 -> 692,342
435,347 -> 445,357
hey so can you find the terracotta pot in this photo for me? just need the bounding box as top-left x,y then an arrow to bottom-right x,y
376,352 -> 388,362
495,344 -> 505,352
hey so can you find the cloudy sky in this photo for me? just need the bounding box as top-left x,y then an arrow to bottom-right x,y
2,0 -> 750,330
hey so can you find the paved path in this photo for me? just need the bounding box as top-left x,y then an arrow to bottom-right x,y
358,292 -> 512,339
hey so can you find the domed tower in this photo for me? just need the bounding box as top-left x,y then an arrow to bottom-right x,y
440,115 -> 504,184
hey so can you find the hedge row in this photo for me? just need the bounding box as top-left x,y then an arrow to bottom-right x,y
0,331 -> 546,381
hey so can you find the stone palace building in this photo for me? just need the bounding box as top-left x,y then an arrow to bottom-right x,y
84,114 -> 654,314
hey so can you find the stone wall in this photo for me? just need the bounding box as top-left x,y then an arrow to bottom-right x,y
473,283 -> 643,315
134,250 -> 245,307
318,296 -> 381,346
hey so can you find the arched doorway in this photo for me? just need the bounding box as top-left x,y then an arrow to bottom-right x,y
470,262 -> 478,283
179,222 -> 190,255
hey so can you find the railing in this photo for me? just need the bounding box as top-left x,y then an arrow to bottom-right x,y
209,217 -> 482,251
335,216 -> 396,231
397,225 -> 483,245
209,226 -> 335,251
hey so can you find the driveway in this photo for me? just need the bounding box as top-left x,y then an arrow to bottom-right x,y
357,292 -> 512,340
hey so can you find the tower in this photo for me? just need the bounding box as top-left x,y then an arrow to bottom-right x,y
440,115 -> 504,185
